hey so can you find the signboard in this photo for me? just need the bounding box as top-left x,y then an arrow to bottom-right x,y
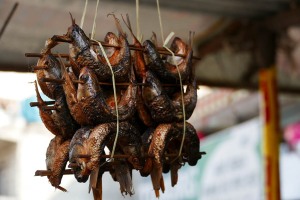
134,119 -> 263,200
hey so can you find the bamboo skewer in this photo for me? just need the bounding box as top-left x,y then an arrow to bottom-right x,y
30,101 -> 55,107
40,77 -> 64,84
35,169 -> 73,176
32,65 -> 48,70
25,43 -> 201,60
42,106 -> 58,111
39,77 -> 188,87
35,151 -> 205,177
25,53 -> 70,58
74,152 -> 205,159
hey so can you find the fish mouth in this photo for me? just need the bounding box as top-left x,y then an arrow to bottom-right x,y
70,161 -> 90,183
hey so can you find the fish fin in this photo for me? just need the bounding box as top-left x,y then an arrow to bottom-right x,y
89,166 -> 99,193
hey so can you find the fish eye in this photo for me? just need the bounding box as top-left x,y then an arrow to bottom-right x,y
80,74 -> 88,82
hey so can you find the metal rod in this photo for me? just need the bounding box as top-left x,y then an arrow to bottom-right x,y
30,101 -> 56,107
0,2 -> 18,40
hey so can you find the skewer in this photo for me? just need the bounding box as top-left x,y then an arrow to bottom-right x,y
25,53 -> 69,58
31,63 -> 70,71
25,47 -> 201,60
42,106 -> 58,111
41,77 -> 64,84
41,77 -> 186,87
32,65 -> 48,70
96,42 -> 201,60
30,101 -> 55,107
35,152 -> 205,177
75,151 -> 205,159
35,169 -> 73,176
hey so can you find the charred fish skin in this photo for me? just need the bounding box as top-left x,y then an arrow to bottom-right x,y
59,57 -> 89,126
96,31 -> 131,82
51,95 -> 80,139
136,87 -> 154,127
142,70 -> 175,123
46,135 -> 71,191
164,37 -> 193,81
66,14 -> 131,82
69,127 -> 93,183
36,54 -> 64,100
108,152 -> 134,196
147,124 -> 175,195
122,14 -> 147,82
143,40 -> 176,82
34,78 -> 79,139
143,38 -> 193,83
139,127 -> 155,177
69,122 -> 143,182
87,122 -> 143,172
172,64 -> 197,121
34,81 -> 60,136
77,66 -> 137,125
176,122 -> 200,166
147,122 -> 200,191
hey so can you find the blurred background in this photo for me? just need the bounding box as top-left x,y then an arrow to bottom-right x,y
1,0 -> 300,199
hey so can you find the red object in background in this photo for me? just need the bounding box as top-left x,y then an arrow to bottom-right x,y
284,121 -> 300,150
197,131 -> 205,140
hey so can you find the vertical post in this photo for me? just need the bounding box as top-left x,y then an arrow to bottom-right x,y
256,28 -> 281,200
259,67 -> 281,200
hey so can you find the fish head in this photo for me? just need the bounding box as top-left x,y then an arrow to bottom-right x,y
77,67 -> 100,100
69,144 -> 90,183
170,37 -> 186,54
45,54 -> 62,79
103,32 -> 119,58
66,13 -> 90,50
143,40 -> 160,61
142,71 -> 162,104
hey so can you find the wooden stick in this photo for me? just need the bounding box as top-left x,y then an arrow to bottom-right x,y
35,169 -> 73,176
32,65 -> 48,70
40,77 -> 184,87
34,152 -> 205,177
42,106 -> 58,111
94,42 -> 201,60
72,80 -> 84,84
30,101 -> 55,107
25,47 -> 201,60
41,77 -> 64,84
75,152 -> 206,159
25,53 -> 69,58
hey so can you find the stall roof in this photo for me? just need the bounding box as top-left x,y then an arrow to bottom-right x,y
0,0 -> 300,93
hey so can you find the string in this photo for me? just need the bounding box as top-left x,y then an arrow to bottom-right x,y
156,0 -> 164,44
135,0 -> 141,42
93,39 -> 119,161
91,0 -> 100,40
163,32 -> 186,161
80,0 -> 88,29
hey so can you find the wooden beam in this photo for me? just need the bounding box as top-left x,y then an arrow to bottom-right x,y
197,78 -> 300,94
264,7 -> 300,32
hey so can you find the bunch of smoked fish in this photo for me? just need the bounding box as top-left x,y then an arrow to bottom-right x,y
31,13 -> 204,200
